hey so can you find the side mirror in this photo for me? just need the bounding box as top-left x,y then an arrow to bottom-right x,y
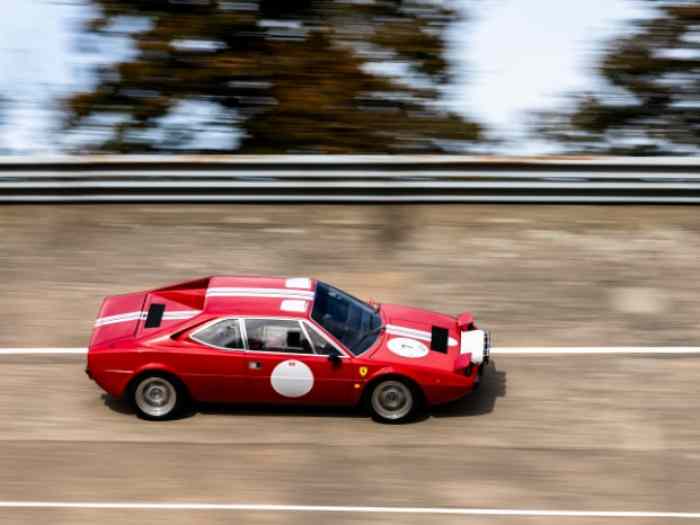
326,346 -> 342,365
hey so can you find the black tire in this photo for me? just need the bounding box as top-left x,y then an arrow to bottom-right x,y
367,378 -> 421,423
129,373 -> 186,421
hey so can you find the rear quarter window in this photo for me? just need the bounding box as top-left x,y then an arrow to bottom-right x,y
191,319 -> 243,349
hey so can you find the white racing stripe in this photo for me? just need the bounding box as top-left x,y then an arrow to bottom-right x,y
385,324 -> 458,347
96,288 -> 316,327
206,288 -> 314,299
162,310 -> 202,319
206,292 -> 313,299
0,501 -> 698,519
94,310 -> 202,327
1,347 -> 700,356
94,311 -> 143,327
285,277 -> 311,289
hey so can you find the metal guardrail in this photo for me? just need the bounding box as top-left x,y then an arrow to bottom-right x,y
1,155 -> 699,203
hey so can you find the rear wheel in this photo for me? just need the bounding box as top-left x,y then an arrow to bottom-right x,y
368,379 -> 419,423
131,374 -> 185,420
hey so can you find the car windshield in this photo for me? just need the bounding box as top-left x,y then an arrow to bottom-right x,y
311,282 -> 382,355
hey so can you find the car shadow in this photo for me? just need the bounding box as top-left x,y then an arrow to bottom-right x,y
102,393 -> 132,415
101,393 -> 365,420
196,403 -> 367,419
429,362 -> 507,419
101,363 -> 506,423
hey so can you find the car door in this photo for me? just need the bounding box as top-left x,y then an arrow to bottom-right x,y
179,318 -> 253,403
243,318 -> 357,405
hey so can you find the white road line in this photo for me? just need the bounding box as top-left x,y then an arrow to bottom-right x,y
0,348 -> 87,355
0,501 -> 698,519
492,347 -> 700,355
0,347 -> 699,356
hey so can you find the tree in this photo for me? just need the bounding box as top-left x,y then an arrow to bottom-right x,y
65,0 -> 480,153
537,4 -> 700,154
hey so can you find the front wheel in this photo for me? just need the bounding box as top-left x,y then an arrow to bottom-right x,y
368,379 -> 419,423
131,374 -> 185,420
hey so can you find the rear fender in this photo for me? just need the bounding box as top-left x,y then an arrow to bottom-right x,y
122,362 -> 182,398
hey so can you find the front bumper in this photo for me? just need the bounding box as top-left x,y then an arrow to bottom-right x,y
483,330 -> 491,365
460,329 -> 491,365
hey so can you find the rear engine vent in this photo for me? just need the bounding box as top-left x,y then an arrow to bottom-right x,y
144,303 -> 166,328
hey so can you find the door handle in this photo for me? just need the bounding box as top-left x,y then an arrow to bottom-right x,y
248,361 -> 262,370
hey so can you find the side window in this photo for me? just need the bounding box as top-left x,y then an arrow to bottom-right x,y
245,319 -> 312,354
305,323 -> 337,356
191,319 -> 243,350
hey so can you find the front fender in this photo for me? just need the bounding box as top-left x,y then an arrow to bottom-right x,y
364,365 -> 421,385
358,366 -> 425,405
361,365 -> 475,407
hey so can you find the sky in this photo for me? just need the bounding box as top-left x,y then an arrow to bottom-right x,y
449,0 -> 654,152
0,0 -> 654,154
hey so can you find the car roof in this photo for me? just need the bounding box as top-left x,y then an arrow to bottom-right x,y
202,275 -> 317,319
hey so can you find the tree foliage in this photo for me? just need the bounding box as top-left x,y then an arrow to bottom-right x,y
65,0 -> 480,153
537,4 -> 700,154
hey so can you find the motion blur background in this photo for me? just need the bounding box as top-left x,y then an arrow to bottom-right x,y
0,2 -> 700,524
1,0 -> 698,155
0,0 -> 698,344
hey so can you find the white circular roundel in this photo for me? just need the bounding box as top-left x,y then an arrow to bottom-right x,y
387,337 -> 429,359
270,360 -> 314,398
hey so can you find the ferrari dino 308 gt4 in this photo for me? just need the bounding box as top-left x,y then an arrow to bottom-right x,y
86,276 -> 490,422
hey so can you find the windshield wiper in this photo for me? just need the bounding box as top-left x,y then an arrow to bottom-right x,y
351,325 -> 384,353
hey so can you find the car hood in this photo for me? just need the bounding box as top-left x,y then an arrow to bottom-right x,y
381,303 -> 457,329
366,303 -> 461,370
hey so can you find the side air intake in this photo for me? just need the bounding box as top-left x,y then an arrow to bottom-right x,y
144,303 -> 166,328
430,326 -> 449,353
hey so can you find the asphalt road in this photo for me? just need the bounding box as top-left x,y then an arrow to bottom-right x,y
0,352 -> 698,524
2,205 -> 700,347
1,204 -> 699,523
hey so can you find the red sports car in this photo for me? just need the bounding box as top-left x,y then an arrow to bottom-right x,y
86,276 -> 490,423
